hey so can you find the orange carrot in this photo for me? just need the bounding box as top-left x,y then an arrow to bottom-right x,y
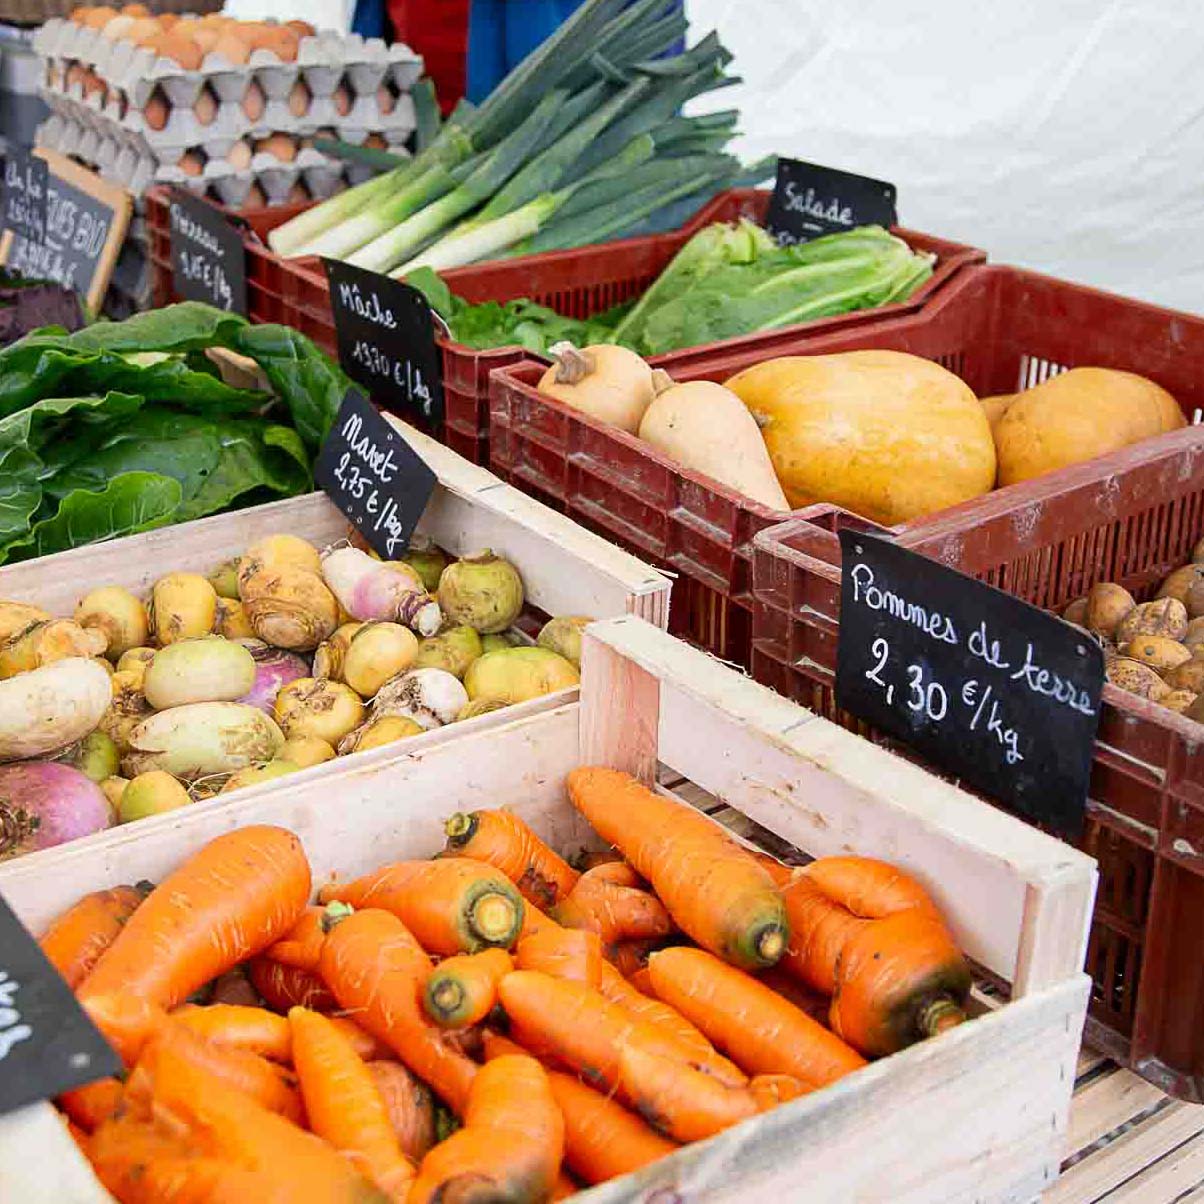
552,1170 -> 579,1200
289,1007 -> 414,1200
444,809 -> 579,908
609,938 -> 658,980
628,965 -> 655,996
802,856 -> 943,919
574,849 -> 624,872
367,1061 -> 437,1162
172,1003 -> 291,1061
647,947 -> 865,1086
497,970 -> 745,1094
79,826 -> 311,1010
81,992 -> 167,1066
546,1067 -> 678,1184
131,1019 -> 304,1123
135,1038 -> 388,1202
750,1074 -> 810,1111
756,964 -> 830,1024
318,858 -> 524,954
567,768 -> 788,969
579,861 -> 642,887
262,901 -> 354,971
39,884 -> 146,989
554,874 -> 674,945
618,1043 -> 757,1143
58,1076 -> 123,1132
63,1116 -> 89,1156
516,927 -> 603,986
248,957 -> 338,1013
423,948 -> 513,1029
518,898 -> 561,940
408,1054 -> 564,1204
318,908 -> 478,1115
775,872 -> 868,994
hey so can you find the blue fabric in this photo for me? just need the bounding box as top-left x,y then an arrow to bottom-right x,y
352,0 -> 389,40
467,0 -> 685,103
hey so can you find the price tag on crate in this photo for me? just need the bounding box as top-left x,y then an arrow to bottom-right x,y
0,894 -> 120,1117
315,387 -> 437,559
766,157 -> 897,244
2,147 -> 48,247
168,189 -> 247,315
835,531 -> 1104,837
324,258 -> 445,428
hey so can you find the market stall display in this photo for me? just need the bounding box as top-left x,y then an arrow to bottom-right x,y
0,617 -> 1095,1203
0,420 -> 669,858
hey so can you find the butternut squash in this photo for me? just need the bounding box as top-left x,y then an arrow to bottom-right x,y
537,343 -> 656,434
637,380 -> 789,511
993,367 -> 1183,486
725,351 -> 995,525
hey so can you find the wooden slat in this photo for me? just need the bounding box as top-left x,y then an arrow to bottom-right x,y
1064,1069 -> 1167,1160
1077,1047 -> 1110,1081
1048,1102 -> 1204,1203
1101,1129 -> 1204,1202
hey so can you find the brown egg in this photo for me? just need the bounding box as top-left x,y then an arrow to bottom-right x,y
226,141 -> 253,171
157,13 -> 178,30
143,90 -> 169,131
332,82 -> 352,116
125,17 -> 160,44
191,27 -> 220,55
254,27 -> 300,62
144,32 -> 204,70
285,19 -> 316,37
241,79 -> 266,122
286,79 -> 310,117
177,150 -> 205,177
242,182 -> 267,210
82,6 -> 118,28
376,84 -> 396,115
256,132 -> 297,162
193,87 -> 218,125
214,31 -> 251,66
120,3 -> 150,15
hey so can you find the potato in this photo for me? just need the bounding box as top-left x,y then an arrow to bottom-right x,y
1085,582 -> 1136,640
1115,597 -> 1188,644
1062,597 -> 1088,625
1163,689 -> 1197,714
1121,635 -> 1192,674
1157,562 -> 1204,604
1182,617 -> 1204,653
1107,658 -> 1172,701
1163,657 -> 1204,694
1186,578 -> 1204,619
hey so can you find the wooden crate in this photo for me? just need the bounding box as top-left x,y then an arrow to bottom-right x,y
0,418 -> 669,864
0,617 -> 1095,1203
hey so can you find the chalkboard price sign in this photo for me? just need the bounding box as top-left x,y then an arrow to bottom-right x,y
0,894 -> 120,1117
835,532 -> 1104,837
315,388 -> 437,559
766,157 -> 898,245
324,258 -> 444,428
169,189 -> 247,315
3,148 -> 48,246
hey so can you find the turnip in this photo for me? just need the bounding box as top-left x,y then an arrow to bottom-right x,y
342,623 -> 418,697
118,770 -> 191,823
241,567 -> 339,652
237,643 -> 310,714
0,761 -> 111,859
321,546 -> 442,636
143,636 -> 257,710
0,658 -> 112,760
122,702 -> 284,780
151,572 -> 217,645
75,585 -> 149,659
273,678 -> 364,745
437,551 -> 525,634
372,667 -> 467,730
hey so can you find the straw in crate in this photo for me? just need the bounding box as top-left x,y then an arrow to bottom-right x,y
0,618 -> 1094,1202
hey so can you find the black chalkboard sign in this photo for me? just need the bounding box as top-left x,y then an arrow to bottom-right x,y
835,532 -> 1104,837
0,894 -> 120,1116
324,258 -> 444,428
0,150 -> 130,312
766,157 -> 898,245
315,388 -> 437,559
169,189 -> 247,315
3,148 -> 47,246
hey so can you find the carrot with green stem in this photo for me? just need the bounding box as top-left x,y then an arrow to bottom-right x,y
262,902 -> 354,971
367,1061 -> 437,1162
248,957 -> 338,1013
39,884 -> 147,989
516,927 -> 603,986
79,826 -> 311,1009
408,1054 -> 564,1204
567,768 -> 788,969
319,857 -> 524,954
318,907 -> 478,1115
444,809 -> 579,908
423,948 -> 513,1028
289,1007 -> 415,1201
648,947 -> 865,1086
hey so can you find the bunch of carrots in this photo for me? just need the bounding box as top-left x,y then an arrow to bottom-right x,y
40,765 -> 972,1203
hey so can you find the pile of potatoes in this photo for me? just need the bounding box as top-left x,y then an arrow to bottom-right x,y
1063,541 -> 1204,721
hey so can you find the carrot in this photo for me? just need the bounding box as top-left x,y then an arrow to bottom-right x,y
802,856 -> 943,919
38,884 -> 147,989
567,768 -> 788,969
58,1076 -> 123,1132
647,947 -> 865,1086
750,1074 -> 810,1111
497,970 -> 745,1094
756,964 -> 831,1023
574,849 -> 624,872
262,901 -> 354,971
579,861 -> 642,887
444,809 -> 579,908
135,1037 -> 388,1203
775,872 -> 868,994
554,874 -> 674,945
318,857 -> 524,954
248,957 -> 338,1013
609,938 -> 658,980
408,1054 -> 564,1204
518,898 -> 561,940
367,1061 -> 437,1162
289,1007 -> 415,1200
81,992 -> 167,1065
552,1170 -> 580,1200
515,927 -> 603,986
79,826 -> 311,1010
617,1043 -> 757,1143
63,1116 -> 89,1156
131,1019 -> 304,1123
546,1067 -> 678,1184
628,965 -> 655,996
828,909 -> 971,1056
172,1003 -> 291,1062
318,907 -> 478,1115
423,948 -> 513,1029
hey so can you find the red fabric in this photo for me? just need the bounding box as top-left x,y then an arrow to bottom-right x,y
389,0 -> 470,114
